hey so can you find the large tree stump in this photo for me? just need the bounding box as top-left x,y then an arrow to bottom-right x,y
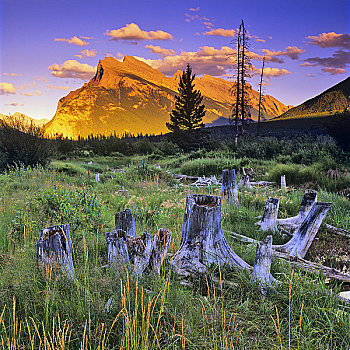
150,228 -> 172,275
115,209 -> 136,238
281,175 -> 286,191
278,190 -> 318,230
106,229 -> 130,268
36,224 -> 75,279
222,169 -> 239,204
256,198 -> 280,231
238,174 -> 251,188
275,202 -> 331,258
251,235 -> 275,294
171,194 -> 251,277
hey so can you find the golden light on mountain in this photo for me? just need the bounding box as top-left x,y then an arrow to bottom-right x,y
44,56 -> 291,139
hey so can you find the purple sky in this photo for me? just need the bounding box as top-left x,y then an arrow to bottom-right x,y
1,0 -> 349,119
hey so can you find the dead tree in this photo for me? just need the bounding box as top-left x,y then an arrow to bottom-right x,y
278,190 -> 318,230
171,194 -> 251,277
115,209 -> 136,238
36,224 -> 75,279
238,174 -> 251,188
150,228 -> 172,275
275,202 -> 331,258
251,235 -> 275,294
257,57 -> 265,137
256,198 -> 280,231
281,175 -> 286,191
222,169 -> 239,204
106,229 -> 130,268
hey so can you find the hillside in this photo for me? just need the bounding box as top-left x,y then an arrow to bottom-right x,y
0,112 -> 48,127
276,76 -> 350,120
44,56 -> 290,139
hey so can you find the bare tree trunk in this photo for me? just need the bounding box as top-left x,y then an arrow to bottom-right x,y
240,20 -> 246,135
150,228 -> 172,275
115,209 -> 137,238
275,202 -> 331,258
171,194 -> 251,277
256,198 -> 280,231
278,190 -> 318,230
222,169 -> 239,205
251,235 -> 275,294
36,224 -> 75,279
281,175 -> 286,191
257,57 -> 265,137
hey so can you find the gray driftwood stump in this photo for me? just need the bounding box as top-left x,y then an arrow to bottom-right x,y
256,198 -> 280,232
150,228 -> 172,276
238,174 -> 251,188
106,229 -> 130,268
222,169 -> 239,205
115,209 -> 136,238
281,175 -> 286,191
171,194 -> 251,277
275,202 -> 331,258
278,189 -> 318,231
36,224 -> 75,279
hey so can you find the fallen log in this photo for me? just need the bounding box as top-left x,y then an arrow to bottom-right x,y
325,224 -> 350,239
278,190 -> 318,230
249,181 -> 276,187
36,224 -> 75,279
171,194 -> 252,278
222,169 -> 239,205
256,198 -> 280,232
275,202 -> 332,258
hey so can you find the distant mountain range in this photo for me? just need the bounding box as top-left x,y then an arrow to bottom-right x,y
275,76 -> 350,120
0,112 -> 48,127
43,56 -> 291,139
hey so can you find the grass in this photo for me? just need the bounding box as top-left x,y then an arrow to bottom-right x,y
0,152 -> 349,349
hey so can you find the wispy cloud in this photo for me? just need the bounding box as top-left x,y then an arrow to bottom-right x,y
105,23 -> 173,42
260,46 -> 306,62
321,67 -> 346,75
3,73 -> 23,77
48,60 -> 96,80
46,84 -> 71,90
204,28 -> 235,37
189,7 -> 200,11
75,49 -> 98,59
145,45 -> 175,56
0,82 -> 16,95
304,49 -> 350,69
54,36 -> 89,46
307,32 -> 350,49
21,92 -> 33,96
6,102 -> 23,107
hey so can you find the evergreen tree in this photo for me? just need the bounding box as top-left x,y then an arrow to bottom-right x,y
166,64 -> 206,133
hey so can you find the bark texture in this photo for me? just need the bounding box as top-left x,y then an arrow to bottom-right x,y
238,174 -> 251,188
281,175 -> 286,191
115,209 -> 137,238
106,229 -> 130,268
222,169 -> 239,204
171,194 -> 251,277
256,198 -> 280,231
150,228 -> 172,275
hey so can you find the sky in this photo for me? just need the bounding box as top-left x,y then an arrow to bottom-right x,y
0,0 -> 349,119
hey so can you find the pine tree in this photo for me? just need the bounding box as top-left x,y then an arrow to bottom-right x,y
166,64 -> 205,133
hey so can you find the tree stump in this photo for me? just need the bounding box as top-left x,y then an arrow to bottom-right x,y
96,173 -> 100,182
150,228 -> 172,275
278,190 -> 318,230
115,209 -> 136,238
222,169 -> 239,205
171,194 -> 251,277
275,202 -> 331,258
256,198 -> 280,231
251,235 -> 275,294
281,175 -> 286,191
106,229 -> 130,268
238,174 -> 251,188
36,224 -> 75,279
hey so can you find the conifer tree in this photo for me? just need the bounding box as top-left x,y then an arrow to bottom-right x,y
166,64 -> 205,133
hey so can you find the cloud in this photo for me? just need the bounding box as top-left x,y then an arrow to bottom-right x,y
0,82 -> 16,95
6,102 -> 23,107
21,92 -> 33,96
46,84 -> 71,90
204,28 -> 235,37
304,49 -> 350,69
252,66 -> 291,80
145,45 -> 175,56
189,7 -> 200,11
321,67 -> 346,75
261,46 -> 305,62
35,77 -> 49,83
255,38 -> 266,43
105,23 -> 173,42
35,90 -> 42,96
54,36 -> 89,46
80,36 -> 94,40
307,32 -> 350,49
48,60 -> 96,80
3,73 -> 22,77
75,49 -> 97,59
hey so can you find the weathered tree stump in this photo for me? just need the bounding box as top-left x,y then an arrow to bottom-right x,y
256,198 -> 280,231
106,229 -> 130,268
281,175 -> 286,191
278,190 -> 318,230
96,173 -> 101,182
36,224 -> 75,279
238,174 -> 251,188
171,194 -> 251,277
251,235 -> 275,294
150,228 -> 172,275
222,169 -> 239,204
115,209 -> 136,238
275,202 -> 331,258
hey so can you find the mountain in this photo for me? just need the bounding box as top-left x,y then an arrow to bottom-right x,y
44,56 -> 291,138
0,112 -> 48,127
275,76 -> 350,120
